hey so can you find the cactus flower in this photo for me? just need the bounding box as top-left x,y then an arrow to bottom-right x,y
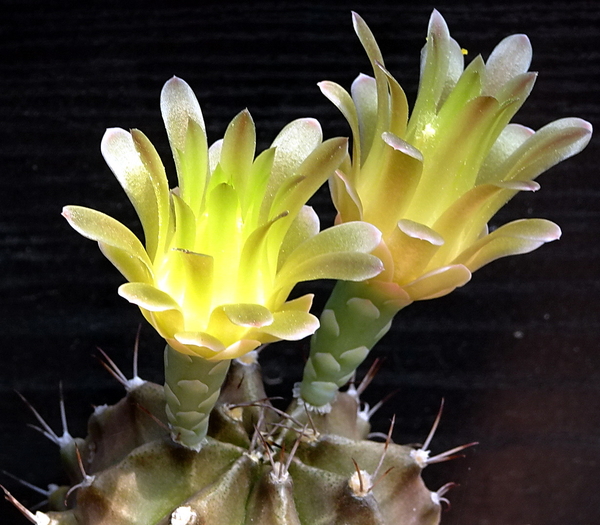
325,10 -> 591,301
63,77 -> 383,362
299,11 -> 592,408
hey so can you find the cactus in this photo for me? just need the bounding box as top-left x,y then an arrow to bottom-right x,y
9,355 -> 451,525
3,9 -> 591,525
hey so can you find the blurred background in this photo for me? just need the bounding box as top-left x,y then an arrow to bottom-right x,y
0,1 -> 598,523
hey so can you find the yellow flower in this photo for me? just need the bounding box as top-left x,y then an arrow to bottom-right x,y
322,11 -> 592,302
64,77 -> 383,361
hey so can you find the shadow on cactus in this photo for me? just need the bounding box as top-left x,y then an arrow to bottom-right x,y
3,10 -> 591,525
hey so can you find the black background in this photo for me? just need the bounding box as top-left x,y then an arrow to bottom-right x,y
1,1 -> 598,524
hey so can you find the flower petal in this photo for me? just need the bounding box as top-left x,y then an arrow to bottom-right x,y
351,73 -> 378,160
376,62 -> 409,139
278,205 -> 320,271
328,169 -> 363,224
492,118 -> 593,184
101,128 -> 163,259
483,34 -> 532,95
119,282 -> 184,340
119,282 -> 180,311
221,109 -> 257,208
403,264 -> 472,301
258,310 -> 320,341
360,132 -> 423,235
160,77 -> 208,211
207,340 -> 262,361
452,218 -> 561,272
279,221 -> 383,280
272,137 -> 348,221
222,303 -> 274,328
477,123 -> 535,184
62,206 -> 152,283
263,118 -> 323,211
319,81 -> 361,163
386,219 -> 444,285
174,331 -> 225,355
160,76 -> 205,148
276,253 -> 383,301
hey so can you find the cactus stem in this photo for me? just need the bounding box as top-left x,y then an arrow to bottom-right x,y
163,344 -> 230,450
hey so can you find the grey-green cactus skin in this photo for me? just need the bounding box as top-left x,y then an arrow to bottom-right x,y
40,361 -> 442,525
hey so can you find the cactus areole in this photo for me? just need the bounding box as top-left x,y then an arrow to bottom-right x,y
4,9 -> 591,525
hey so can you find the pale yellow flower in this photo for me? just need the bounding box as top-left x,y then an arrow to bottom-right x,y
64,77 -> 383,361
322,11 -> 592,303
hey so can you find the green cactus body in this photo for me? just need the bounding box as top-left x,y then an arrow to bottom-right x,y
34,360 -> 442,525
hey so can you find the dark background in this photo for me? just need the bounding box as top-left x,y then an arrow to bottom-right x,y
1,1 -> 598,524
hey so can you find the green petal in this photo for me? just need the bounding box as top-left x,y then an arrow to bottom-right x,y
221,109 -> 256,210
409,10 -> 461,132
277,205 -> 320,271
62,205 -> 153,283
171,193 -> 197,251
101,128 -> 162,260
452,218 -> 561,272
477,124 -> 535,184
221,303 -> 274,328
279,221 -> 383,280
493,72 -> 536,107
273,137 -> 348,221
258,310 -> 319,341
360,132 -> 423,236
435,55 -> 485,125
318,81 -> 361,166
261,118 -> 323,220
351,12 -> 390,141
237,211 -> 288,303
160,77 -> 208,212
160,76 -> 205,148
174,331 -> 225,354
328,169 -> 363,224
245,147 -> 276,227
351,73 -> 378,161
161,248 -> 214,324
130,129 -> 171,258
483,34 -> 532,96
377,63 -> 409,139
118,282 -> 180,312
403,264 -> 471,301
489,118 -> 593,184
386,219 -> 444,285
278,252 -> 383,289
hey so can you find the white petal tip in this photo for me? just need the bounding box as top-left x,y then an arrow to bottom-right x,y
382,132 -> 424,161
